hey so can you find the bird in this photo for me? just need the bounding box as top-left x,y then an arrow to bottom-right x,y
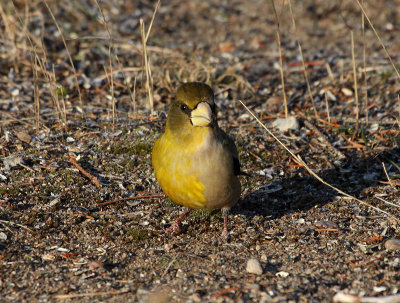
152,82 -> 242,241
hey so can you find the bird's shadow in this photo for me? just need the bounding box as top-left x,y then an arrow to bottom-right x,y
232,146 -> 400,220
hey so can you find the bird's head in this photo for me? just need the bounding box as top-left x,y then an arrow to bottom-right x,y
166,82 -> 217,132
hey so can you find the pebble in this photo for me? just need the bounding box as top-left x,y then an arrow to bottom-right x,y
385,238 -> 400,250
341,88 -> 353,96
332,292 -> 359,303
246,258 -> 263,275
3,156 -> 23,169
314,220 -> 338,229
0,232 -> 7,241
272,116 -> 299,132
260,253 -> 268,262
275,271 -> 289,278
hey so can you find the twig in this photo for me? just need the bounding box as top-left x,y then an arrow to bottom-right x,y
95,193 -> 166,207
288,0 -> 319,119
324,91 -> 331,123
361,0 -> 369,125
239,100 -> 400,224
0,219 -> 34,233
54,289 -> 129,300
361,293 -> 400,303
214,287 -> 241,299
140,19 -> 154,115
68,156 -> 101,188
145,0 -> 162,43
271,0 -> 288,118
42,0 -> 83,114
351,31 -> 359,138
354,0 -> 400,81
303,120 -> 346,159
382,162 -> 396,191
375,196 -> 400,209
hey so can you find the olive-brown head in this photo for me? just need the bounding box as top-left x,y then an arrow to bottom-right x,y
166,82 -> 217,133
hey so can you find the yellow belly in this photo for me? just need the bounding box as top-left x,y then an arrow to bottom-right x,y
152,130 -> 208,209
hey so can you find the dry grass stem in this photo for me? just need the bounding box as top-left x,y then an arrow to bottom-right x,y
94,0 -> 136,123
42,0 -> 83,114
351,31 -> 359,133
361,0 -> 368,125
239,100 -> 399,223
288,0 -> 319,119
324,91 -> 331,123
140,19 -> 154,115
382,162 -> 396,191
103,65 -> 115,127
54,289 -> 129,300
145,0 -> 162,43
0,220 -> 34,233
271,0 -> 288,118
354,0 -> 400,81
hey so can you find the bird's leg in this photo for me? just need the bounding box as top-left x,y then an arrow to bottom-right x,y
165,208 -> 190,235
219,207 -> 230,241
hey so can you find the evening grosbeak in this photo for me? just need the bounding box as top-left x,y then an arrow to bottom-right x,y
152,82 -> 241,240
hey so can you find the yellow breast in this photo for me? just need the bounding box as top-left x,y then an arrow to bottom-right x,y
152,128 -> 209,209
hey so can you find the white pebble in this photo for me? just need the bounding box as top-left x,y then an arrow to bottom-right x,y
272,116 -> 299,132
275,271 -> 289,278
385,238 -> 400,250
246,258 -> 263,275
341,88 -> 353,96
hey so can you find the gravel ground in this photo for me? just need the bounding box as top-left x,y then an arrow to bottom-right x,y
1,0 -> 400,302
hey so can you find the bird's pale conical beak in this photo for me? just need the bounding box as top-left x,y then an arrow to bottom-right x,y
191,102 -> 212,127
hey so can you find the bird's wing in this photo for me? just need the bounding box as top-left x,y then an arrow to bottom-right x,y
219,130 -> 241,176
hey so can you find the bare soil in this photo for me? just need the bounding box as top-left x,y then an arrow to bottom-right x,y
1,1 -> 400,302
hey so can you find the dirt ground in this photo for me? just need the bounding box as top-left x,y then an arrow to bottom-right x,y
1,0 -> 400,302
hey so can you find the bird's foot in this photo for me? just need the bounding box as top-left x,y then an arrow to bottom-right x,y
218,228 -> 229,242
164,222 -> 181,235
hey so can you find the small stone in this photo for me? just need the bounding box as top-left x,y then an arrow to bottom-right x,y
176,269 -> 185,278
88,260 -> 104,270
0,232 -> 7,241
42,254 -> 55,261
66,137 -> 75,143
295,218 -> 305,224
373,286 -> 386,292
332,292 -> 359,303
260,253 -> 268,262
246,258 -> 263,275
385,238 -> 400,250
16,131 -> 31,144
314,220 -> 338,229
272,116 -> 299,132
275,271 -> 289,278
11,88 -> 19,97
341,88 -> 353,96
265,96 -> 282,113
3,156 -> 23,169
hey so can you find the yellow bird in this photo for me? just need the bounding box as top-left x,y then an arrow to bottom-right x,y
152,82 -> 242,240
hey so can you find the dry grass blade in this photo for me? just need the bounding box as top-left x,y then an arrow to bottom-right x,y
382,162 -> 396,191
54,288 -> 129,300
288,0 -> 319,119
361,0 -> 369,125
140,19 -> 154,115
351,31 -> 359,137
354,0 -> 400,81
145,0 -> 162,43
271,0 -> 288,118
0,219 -> 34,233
94,0 -> 116,128
42,0 -> 83,115
239,100 -> 400,224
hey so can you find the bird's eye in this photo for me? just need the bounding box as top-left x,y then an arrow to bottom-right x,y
180,104 -> 189,112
